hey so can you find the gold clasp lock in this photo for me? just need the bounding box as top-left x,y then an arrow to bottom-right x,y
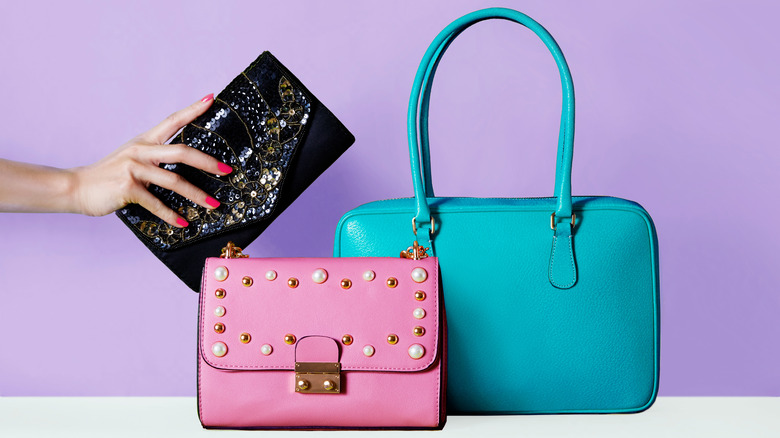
295,362 -> 341,394
400,240 -> 430,260
220,241 -> 249,259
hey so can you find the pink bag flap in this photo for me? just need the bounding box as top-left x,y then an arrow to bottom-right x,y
199,257 -> 440,373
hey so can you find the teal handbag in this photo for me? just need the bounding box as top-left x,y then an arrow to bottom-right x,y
334,8 -> 659,414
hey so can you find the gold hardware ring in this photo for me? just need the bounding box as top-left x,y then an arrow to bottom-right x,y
412,217 -> 436,235
550,212 -> 576,230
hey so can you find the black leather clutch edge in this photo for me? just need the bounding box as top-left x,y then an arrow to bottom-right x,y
117,52 -> 355,291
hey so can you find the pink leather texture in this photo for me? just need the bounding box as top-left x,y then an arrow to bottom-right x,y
295,336 -> 340,363
197,257 -> 444,429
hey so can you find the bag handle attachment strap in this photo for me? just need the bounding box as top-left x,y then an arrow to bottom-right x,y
406,8 -> 577,288
399,218 -> 434,260
549,213 -> 577,288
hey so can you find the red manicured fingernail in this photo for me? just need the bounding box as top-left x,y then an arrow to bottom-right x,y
201,93 -> 214,103
217,162 -> 233,174
176,218 -> 189,227
205,196 -> 220,208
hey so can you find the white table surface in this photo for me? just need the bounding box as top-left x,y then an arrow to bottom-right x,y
0,397 -> 777,437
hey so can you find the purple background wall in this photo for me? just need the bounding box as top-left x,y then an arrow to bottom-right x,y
0,0 -> 777,396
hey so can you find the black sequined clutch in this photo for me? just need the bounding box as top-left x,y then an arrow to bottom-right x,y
117,52 -> 355,291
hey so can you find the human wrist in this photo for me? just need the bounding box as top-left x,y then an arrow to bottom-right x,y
60,167 -> 83,215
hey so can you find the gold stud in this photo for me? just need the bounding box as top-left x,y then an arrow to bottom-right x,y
387,277 -> 398,288
414,291 -> 426,301
297,379 -> 310,390
239,333 -> 251,344
288,278 -> 299,288
387,334 -> 398,345
342,334 -> 353,345
214,323 -> 225,334
413,326 -> 425,337
242,276 -> 253,287
284,334 -> 296,345
215,288 -> 226,299
340,279 -> 352,289
323,380 -> 335,391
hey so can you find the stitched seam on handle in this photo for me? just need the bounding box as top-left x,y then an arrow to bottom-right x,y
563,235 -> 576,288
549,234 -> 575,289
549,235 -> 558,286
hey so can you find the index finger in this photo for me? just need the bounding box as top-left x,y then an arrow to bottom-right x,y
144,93 -> 214,144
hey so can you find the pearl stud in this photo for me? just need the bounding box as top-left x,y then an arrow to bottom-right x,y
363,345 -> 375,357
265,270 -> 277,281
413,307 -> 426,319
312,268 -> 328,284
411,267 -> 427,283
363,270 -> 375,281
214,306 -> 226,317
408,344 -> 425,360
260,344 -> 273,356
211,342 -> 227,357
214,266 -> 228,282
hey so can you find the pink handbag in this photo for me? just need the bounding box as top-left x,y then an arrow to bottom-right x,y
197,243 -> 445,429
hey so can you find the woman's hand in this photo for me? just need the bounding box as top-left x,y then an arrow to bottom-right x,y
0,94 -> 232,228
71,93 -> 231,227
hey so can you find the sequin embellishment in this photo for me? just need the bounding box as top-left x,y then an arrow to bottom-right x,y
119,59 -> 312,249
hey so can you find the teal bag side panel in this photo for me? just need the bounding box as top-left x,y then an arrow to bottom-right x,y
334,196 -> 660,414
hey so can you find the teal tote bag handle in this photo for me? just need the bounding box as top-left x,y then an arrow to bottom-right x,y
408,8 -> 576,238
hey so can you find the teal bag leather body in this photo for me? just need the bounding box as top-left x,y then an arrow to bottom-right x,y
334,8 -> 659,414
